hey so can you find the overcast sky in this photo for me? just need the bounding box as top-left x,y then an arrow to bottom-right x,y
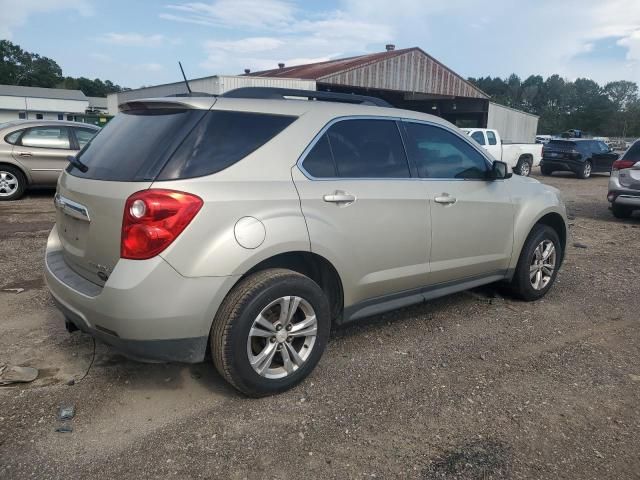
2,0 -> 639,89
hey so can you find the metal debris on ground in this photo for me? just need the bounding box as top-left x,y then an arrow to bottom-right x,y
0,364 -> 39,385
573,242 -> 588,249
58,405 -> 76,421
2,288 -> 25,293
55,424 -> 73,433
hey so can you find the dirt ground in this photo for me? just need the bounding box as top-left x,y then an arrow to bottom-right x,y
0,172 -> 639,480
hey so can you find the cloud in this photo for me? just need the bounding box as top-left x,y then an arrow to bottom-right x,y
99,33 -> 168,47
161,0 -> 295,29
137,63 -> 165,72
0,0 -> 92,39
618,30 -> 640,63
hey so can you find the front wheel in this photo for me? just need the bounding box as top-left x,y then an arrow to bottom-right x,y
577,161 -> 592,179
515,158 -> 532,176
211,268 -> 330,397
509,225 -> 562,301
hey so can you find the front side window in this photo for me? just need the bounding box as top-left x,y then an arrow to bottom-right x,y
302,119 -> 410,178
20,126 -> 71,149
486,131 -> 498,145
471,131 -> 486,145
403,122 -> 489,179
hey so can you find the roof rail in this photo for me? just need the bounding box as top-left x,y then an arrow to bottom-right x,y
166,92 -> 216,97
221,87 -> 392,107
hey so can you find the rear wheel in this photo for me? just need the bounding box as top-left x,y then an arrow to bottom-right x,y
0,165 -> 26,201
612,204 -> 633,219
540,165 -> 554,176
577,161 -> 592,179
509,224 -> 561,301
515,157 -> 532,176
211,268 -> 330,397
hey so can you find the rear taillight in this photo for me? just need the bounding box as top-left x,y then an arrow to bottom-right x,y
612,159 -> 638,171
121,189 -> 203,260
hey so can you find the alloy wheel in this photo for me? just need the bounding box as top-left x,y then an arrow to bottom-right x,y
0,171 -> 18,197
529,240 -> 556,290
246,296 -> 317,379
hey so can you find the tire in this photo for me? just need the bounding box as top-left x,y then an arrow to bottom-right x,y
612,204 -> 633,219
0,165 -> 27,201
509,224 -> 562,301
515,157 -> 532,176
577,160 -> 592,179
540,165 -> 554,176
211,268 -> 331,397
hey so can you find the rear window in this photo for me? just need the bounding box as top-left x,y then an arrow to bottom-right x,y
546,140 -> 576,149
69,107 -> 206,181
157,111 -> 296,180
623,142 -> 640,160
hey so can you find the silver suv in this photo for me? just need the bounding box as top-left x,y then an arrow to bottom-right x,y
608,140 -> 640,218
0,120 -> 99,200
45,88 -> 568,396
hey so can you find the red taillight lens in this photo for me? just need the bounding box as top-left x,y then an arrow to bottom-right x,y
121,189 -> 203,260
612,159 -> 637,171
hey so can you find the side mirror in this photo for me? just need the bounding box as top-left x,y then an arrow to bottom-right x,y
488,160 -> 512,180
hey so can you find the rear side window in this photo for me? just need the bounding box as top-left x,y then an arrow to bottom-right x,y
74,128 -> 98,149
21,126 -> 70,149
302,119 -> 410,178
5,130 -> 22,145
547,140 -> 576,150
486,131 -> 498,145
69,107 -> 207,181
159,111 -> 296,180
470,131 -> 485,145
403,122 -> 489,179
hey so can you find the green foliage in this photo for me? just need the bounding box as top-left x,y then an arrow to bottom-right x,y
468,74 -> 640,137
0,40 -> 125,97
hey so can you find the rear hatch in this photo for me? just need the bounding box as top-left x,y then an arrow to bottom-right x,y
543,140 -> 578,160
55,99 -> 214,285
618,142 -> 640,190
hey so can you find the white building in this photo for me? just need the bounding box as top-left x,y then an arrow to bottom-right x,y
0,85 -> 100,123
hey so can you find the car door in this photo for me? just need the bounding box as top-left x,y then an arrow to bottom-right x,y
401,120 -> 514,285
592,141 -> 618,172
292,117 -> 431,307
12,126 -> 75,184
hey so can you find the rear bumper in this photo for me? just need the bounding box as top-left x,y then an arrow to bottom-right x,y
540,158 -> 582,172
608,175 -> 640,209
44,225 -> 239,363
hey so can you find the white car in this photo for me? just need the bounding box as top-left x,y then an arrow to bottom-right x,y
463,128 -> 543,176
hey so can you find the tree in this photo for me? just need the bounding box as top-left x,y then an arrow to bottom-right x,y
604,81 -> 638,110
0,40 -> 62,87
1,39 -> 125,96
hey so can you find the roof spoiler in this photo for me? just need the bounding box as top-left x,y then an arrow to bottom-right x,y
221,87 -> 392,107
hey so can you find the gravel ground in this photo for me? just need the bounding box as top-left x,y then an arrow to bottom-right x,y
0,173 -> 639,479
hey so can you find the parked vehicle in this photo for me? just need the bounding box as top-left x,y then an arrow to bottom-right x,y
535,135 -> 553,144
608,140 -> 640,218
0,120 -> 100,200
462,128 -> 542,176
45,88 -> 568,396
540,139 -> 619,179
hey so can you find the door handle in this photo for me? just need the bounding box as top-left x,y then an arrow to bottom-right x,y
323,191 -> 356,205
17,152 -> 33,157
434,194 -> 457,205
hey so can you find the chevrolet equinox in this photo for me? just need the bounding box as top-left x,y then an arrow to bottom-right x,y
45,88 -> 568,396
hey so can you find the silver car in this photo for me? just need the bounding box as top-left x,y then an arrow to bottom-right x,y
0,120 -> 100,200
608,140 -> 640,218
44,88 -> 568,396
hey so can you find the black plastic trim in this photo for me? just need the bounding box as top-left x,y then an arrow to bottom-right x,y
221,87 -> 392,107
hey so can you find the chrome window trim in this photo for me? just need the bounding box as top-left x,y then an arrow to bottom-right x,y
296,115 -> 496,182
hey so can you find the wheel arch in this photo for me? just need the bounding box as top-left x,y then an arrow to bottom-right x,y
241,251 -> 344,324
0,161 -> 31,184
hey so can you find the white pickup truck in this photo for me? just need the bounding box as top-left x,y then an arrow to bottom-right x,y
461,128 -> 543,176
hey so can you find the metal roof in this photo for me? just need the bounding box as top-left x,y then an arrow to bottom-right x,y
246,47 -> 488,99
0,84 -> 87,101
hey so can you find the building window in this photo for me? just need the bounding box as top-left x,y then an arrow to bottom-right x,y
36,113 -> 44,120
67,115 -> 74,121
18,112 -> 26,119
57,114 -> 64,120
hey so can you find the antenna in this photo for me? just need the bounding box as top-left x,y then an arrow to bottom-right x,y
178,61 -> 192,94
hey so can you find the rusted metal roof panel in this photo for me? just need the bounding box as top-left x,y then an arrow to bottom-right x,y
247,47 -> 487,99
